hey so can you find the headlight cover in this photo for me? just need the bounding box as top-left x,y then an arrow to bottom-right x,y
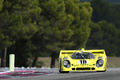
63,57 -> 69,60
96,59 -> 104,67
98,57 -> 103,59
63,60 -> 70,68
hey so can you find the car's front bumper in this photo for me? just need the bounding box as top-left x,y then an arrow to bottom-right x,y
61,65 -> 107,72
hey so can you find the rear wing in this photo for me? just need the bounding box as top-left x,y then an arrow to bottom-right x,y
86,49 -> 106,57
59,48 -> 106,58
59,50 -> 80,57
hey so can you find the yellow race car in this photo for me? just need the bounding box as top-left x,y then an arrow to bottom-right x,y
59,48 -> 107,73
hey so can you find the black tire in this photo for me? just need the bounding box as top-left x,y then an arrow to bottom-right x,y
97,70 -> 106,72
59,70 -> 69,73
59,59 -> 69,73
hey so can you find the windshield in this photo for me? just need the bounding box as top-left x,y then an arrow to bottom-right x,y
71,52 -> 95,59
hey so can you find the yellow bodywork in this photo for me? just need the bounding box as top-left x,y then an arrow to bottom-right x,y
59,48 -> 107,73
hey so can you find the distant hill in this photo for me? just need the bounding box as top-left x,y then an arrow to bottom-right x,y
80,0 -> 120,4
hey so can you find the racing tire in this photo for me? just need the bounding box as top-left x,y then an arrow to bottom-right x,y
59,70 -> 69,73
59,60 -> 69,73
97,70 -> 106,72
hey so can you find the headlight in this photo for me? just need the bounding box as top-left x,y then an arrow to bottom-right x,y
63,60 -> 70,68
63,60 -> 68,66
96,59 -> 104,67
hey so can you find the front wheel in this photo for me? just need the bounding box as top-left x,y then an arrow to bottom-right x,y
59,59 -> 69,73
97,70 -> 106,72
59,70 -> 69,73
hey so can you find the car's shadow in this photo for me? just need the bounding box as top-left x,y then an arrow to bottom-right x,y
70,71 -> 97,73
58,71 -> 107,74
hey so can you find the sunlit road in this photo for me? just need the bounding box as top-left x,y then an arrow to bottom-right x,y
1,68 -> 120,80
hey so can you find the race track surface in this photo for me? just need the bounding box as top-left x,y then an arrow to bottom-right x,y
0,68 -> 120,80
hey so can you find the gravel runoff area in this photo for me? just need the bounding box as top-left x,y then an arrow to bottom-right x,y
0,67 -> 120,79
0,67 -> 58,79
0,67 -> 59,72
1,67 -> 120,72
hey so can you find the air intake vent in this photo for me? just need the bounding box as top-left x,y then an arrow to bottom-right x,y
72,67 -> 95,71
76,68 -> 90,70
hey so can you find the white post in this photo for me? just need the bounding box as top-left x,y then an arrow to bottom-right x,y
9,54 -> 15,72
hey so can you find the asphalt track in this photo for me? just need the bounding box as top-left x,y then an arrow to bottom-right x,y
0,68 -> 120,80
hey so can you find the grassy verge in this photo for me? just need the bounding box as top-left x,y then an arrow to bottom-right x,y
107,57 -> 120,68
37,57 -> 58,68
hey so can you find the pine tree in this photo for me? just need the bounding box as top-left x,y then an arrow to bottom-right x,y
0,0 -> 41,67
36,0 -> 92,68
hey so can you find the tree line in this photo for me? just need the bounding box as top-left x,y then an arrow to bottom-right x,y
0,0 -> 120,68
0,0 -> 92,68
86,0 -> 120,57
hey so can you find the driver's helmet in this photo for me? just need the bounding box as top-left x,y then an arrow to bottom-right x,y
76,52 -> 82,58
76,52 -> 81,56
